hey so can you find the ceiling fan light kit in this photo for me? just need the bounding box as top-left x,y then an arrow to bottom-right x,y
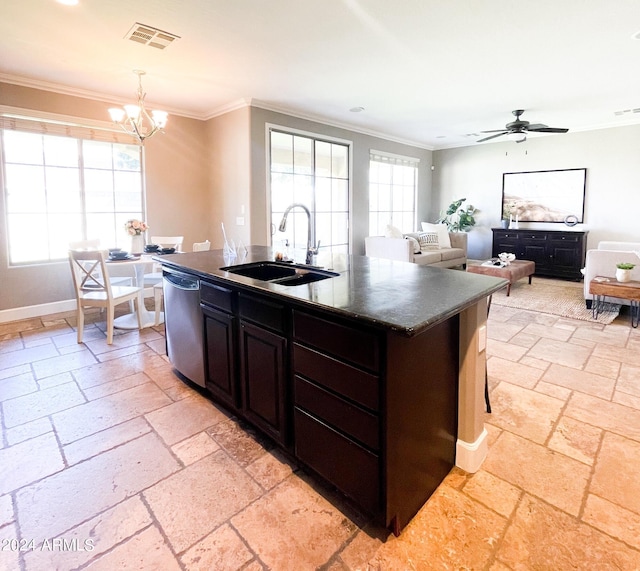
477,109 -> 568,144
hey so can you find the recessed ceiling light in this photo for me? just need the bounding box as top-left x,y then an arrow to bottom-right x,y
633,30 -> 640,40
56,0 -> 79,5
349,106 -> 365,113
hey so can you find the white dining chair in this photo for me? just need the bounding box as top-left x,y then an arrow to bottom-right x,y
192,239 -> 211,252
154,282 -> 164,326
68,239 -> 133,286
150,236 -> 184,251
68,250 -> 144,344
144,236 -> 184,287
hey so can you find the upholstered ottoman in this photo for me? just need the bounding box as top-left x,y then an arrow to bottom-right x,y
467,260 -> 535,296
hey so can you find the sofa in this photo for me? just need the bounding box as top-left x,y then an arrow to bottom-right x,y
583,241 -> 640,308
365,227 -> 467,269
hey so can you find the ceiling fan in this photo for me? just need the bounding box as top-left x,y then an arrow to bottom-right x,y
477,109 -> 569,143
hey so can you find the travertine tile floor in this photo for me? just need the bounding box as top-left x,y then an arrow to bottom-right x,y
1,298 -> 640,570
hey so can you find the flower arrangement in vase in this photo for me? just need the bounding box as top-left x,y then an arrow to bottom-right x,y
125,219 -> 148,254
615,262 -> 635,283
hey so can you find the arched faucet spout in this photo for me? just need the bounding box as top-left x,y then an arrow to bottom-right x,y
278,203 -> 317,264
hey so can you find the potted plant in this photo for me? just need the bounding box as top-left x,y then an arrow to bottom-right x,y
616,262 -> 635,283
437,198 -> 477,232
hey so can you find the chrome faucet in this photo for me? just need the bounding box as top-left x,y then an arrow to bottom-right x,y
278,203 -> 319,265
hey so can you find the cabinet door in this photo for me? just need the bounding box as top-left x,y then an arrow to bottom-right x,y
239,320 -> 288,445
203,306 -> 239,409
492,231 -> 518,257
520,243 -> 550,271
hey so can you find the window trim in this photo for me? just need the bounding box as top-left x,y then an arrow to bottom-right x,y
1,114 -> 146,266
265,122 -> 353,253
369,149 -> 420,235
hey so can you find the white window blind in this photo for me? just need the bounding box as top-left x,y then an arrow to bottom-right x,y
0,111 -> 137,145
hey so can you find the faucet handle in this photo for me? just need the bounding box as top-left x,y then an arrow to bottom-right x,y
310,240 -> 321,254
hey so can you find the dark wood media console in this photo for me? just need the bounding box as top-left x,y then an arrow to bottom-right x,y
492,228 -> 588,280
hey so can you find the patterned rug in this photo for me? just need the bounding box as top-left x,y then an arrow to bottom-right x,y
490,276 -> 621,324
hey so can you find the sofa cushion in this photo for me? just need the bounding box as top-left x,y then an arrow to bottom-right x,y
414,251 -> 443,265
421,222 -> 451,249
440,247 -> 466,262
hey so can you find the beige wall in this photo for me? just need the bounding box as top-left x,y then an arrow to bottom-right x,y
0,82 -> 209,312
206,107 -> 251,249
433,125 -> 640,260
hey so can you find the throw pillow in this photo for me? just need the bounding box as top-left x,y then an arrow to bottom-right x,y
421,222 -> 451,249
417,232 -> 439,250
404,235 -> 421,254
384,224 -> 403,239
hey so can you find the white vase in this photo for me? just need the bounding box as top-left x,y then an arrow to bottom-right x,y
616,268 -> 631,283
130,234 -> 145,254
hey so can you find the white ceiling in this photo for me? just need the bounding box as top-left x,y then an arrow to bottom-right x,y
2,0 -> 640,149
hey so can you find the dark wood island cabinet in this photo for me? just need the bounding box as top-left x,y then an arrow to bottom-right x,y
158,247 -> 506,535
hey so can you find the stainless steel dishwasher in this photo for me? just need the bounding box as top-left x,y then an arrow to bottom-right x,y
162,267 -> 205,387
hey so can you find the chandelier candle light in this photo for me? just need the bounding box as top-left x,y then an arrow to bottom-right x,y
108,70 -> 167,144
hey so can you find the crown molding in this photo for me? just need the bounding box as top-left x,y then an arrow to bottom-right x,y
1,73 -> 431,150
248,99 -> 434,151
0,73 -> 202,120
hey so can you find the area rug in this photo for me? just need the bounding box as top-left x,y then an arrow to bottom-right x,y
489,276 -> 621,324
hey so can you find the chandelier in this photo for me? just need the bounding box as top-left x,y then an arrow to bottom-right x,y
108,70 -> 167,144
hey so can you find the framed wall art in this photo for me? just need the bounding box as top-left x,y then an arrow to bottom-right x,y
502,168 -> 586,223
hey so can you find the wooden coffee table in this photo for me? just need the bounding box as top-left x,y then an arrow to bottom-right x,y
589,276 -> 640,328
467,259 -> 535,296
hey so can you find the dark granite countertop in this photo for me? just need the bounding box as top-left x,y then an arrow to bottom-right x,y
156,246 -> 507,336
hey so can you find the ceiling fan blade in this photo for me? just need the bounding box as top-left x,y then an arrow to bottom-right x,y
525,123 -> 548,130
477,131 -> 508,143
527,126 -> 569,133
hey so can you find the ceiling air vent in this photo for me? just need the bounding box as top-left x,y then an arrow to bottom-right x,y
125,23 -> 180,49
614,108 -> 640,116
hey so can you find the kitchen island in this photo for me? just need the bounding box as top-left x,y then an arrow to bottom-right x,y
157,246 -> 506,535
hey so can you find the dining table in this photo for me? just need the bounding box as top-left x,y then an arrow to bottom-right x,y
105,253 -> 163,329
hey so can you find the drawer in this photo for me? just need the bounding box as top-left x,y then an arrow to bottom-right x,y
201,281 -> 234,313
521,233 -> 547,241
550,233 -> 581,243
295,376 -> 379,450
239,292 -> 287,333
494,232 -> 520,240
293,343 -> 379,410
293,310 -> 380,372
294,408 -> 380,515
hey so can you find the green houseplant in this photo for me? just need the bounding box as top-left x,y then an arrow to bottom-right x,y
615,262 -> 635,283
437,198 -> 477,232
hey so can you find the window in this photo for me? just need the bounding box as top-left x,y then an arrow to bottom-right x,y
1,124 -> 144,265
269,128 -> 350,256
368,151 -> 419,235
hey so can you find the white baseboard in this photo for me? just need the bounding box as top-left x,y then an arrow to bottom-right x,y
0,299 -> 77,323
0,290 -> 156,324
455,427 -> 488,473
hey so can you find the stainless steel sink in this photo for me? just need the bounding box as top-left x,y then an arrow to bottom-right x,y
220,261 -> 338,286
